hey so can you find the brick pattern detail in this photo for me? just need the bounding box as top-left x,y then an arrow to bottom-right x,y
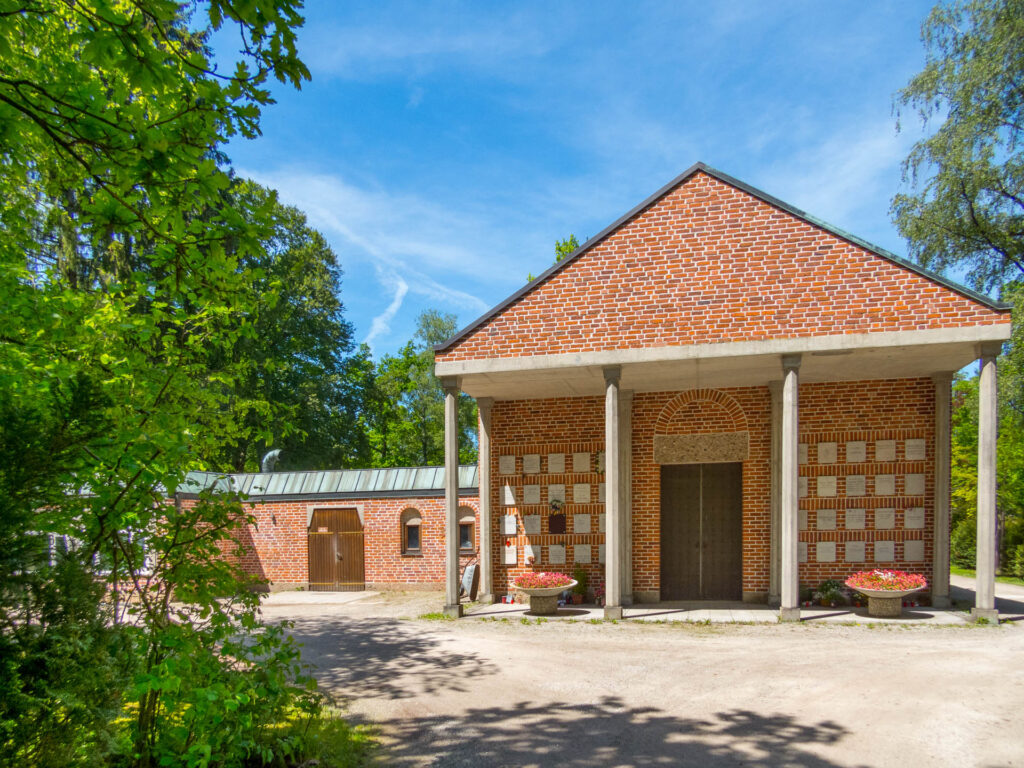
436,171 -> 1007,363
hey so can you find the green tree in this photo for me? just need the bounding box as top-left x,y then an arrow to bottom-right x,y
527,233 -> 583,282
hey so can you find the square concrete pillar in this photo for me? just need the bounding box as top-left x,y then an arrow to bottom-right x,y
779,355 -> 801,622
931,373 -> 952,608
973,344 -> 1001,621
603,366 -> 623,619
477,397 -> 494,604
442,377 -> 463,618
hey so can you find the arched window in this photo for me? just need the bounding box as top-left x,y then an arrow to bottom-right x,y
458,506 -> 476,553
401,508 -> 422,555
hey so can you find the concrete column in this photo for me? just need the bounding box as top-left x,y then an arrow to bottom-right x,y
442,378 -> 463,618
931,373 -> 953,609
619,389 -> 634,605
779,354 -> 801,622
973,343 -> 1001,621
768,380 -> 782,606
604,366 -> 623,619
477,397 -> 494,603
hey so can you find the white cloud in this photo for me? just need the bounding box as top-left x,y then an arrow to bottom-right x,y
364,271 -> 409,348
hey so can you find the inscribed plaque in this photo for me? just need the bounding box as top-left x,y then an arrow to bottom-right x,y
798,542 -> 808,563
816,542 -> 836,562
846,441 -> 867,463
904,439 -> 926,461
817,442 -> 837,464
498,455 -> 516,475
816,509 -> 837,530
548,484 -> 566,503
573,514 -> 591,534
874,540 -> 895,562
548,544 -> 566,565
573,452 -> 590,473
547,453 -> 566,474
874,475 -> 895,496
904,508 -> 925,529
844,509 -> 866,529
502,514 -> 518,535
816,476 -> 837,497
573,483 -> 591,503
574,544 -> 591,564
523,454 -> 541,474
502,484 -> 517,506
874,508 -> 895,529
523,515 -> 541,535
503,541 -> 517,565
875,440 -> 896,462
845,475 -> 866,497
904,474 -> 926,496
845,541 -> 866,562
523,484 -> 541,505
904,540 -> 925,562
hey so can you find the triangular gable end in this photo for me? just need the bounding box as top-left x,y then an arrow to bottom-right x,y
436,163 -> 1010,362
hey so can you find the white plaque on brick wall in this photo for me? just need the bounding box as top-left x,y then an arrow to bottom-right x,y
817,442 -> 837,464
905,439 -> 926,461
905,507 -> 926,529
845,475 -> 866,497
845,541 -> 866,562
523,454 -> 541,474
598,513 -> 606,533
846,441 -> 867,463
874,475 -> 895,496
523,515 -> 541,535
874,540 -> 895,561
598,544 -> 606,563
502,485 -> 517,506
905,474 -> 926,496
845,509 -> 866,529
574,544 -> 591,564
597,451 -> 605,473
524,544 -> 538,564
547,453 -> 565,474
502,514 -> 517,535
816,476 -> 837,497
523,485 -> 541,505
799,477 -> 808,498
817,509 -> 837,530
503,541 -> 517,565
875,440 -> 896,462
548,484 -> 566,503
799,444 -> 808,464
816,541 -> 836,562
904,540 -> 925,562
498,455 -> 516,475
573,514 -> 591,534
548,544 -> 566,564
799,509 -> 808,530
573,452 -> 590,473
598,483 -> 606,503
573,483 -> 591,503
798,541 -> 808,563
874,508 -> 895,529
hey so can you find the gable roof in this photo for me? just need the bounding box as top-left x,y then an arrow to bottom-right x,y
436,162 -> 1009,353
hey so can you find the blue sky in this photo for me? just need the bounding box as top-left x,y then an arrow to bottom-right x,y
215,1 -> 938,358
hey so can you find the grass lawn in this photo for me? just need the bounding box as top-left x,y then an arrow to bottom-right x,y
951,565 -> 1024,587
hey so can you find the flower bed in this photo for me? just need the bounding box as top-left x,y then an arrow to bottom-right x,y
845,570 -> 927,592
514,572 -> 573,590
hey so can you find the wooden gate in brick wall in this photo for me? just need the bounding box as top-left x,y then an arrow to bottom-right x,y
308,508 -> 364,591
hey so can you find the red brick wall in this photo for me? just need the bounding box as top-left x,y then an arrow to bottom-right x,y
230,494 -> 479,588
437,171 -> 1007,363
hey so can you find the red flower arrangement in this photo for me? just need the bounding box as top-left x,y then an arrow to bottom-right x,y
845,570 -> 927,591
514,572 -> 573,589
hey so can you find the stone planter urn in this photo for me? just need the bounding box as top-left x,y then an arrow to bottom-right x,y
855,586 -> 926,618
518,580 -> 577,616
846,570 -> 928,619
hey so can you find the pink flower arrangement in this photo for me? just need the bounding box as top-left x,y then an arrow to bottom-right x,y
514,572 -> 573,589
845,569 -> 927,591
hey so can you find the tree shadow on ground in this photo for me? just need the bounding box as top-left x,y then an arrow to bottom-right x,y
382,697 -> 859,767
279,615 -> 497,702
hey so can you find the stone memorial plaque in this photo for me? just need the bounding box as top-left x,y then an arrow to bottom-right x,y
845,475 -> 866,497
816,476 -> 837,497
875,440 -> 896,462
846,441 -> 867,463
573,452 -> 590,473
523,515 -> 541,535
799,477 -> 808,498
798,541 -> 808,563
573,514 -> 591,534
598,513 -> 606,532
574,544 -> 591,564
904,474 -> 926,496
498,455 -> 516,475
573,483 -> 591,503
547,453 -> 566,474
548,544 -> 566,564
799,509 -> 808,530
817,509 -> 837,530
874,540 -> 895,562
503,541 -> 517,565
598,544 -> 606,563
845,509 -> 866,529
597,451 -> 605,473
816,541 -> 836,562
524,544 -> 538,564
904,439 -> 926,462
502,484 -> 517,506
874,508 -> 896,529
845,541 -> 866,562
904,540 -> 925,562
598,483 -> 606,503
874,475 -> 895,496
799,444 -> 808,464
904,507 -> 926,529
523,484 -> 541,505
502,514 -> 518,535
548,484 -> 566,503
817,442 -> 837,464
523,454 -> 541,474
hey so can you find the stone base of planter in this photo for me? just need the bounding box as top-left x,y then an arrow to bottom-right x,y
527,594 -> 559,615
867,595 -> 902,618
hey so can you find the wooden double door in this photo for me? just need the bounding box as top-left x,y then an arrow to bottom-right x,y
660,463 -> 743,601
308,508 -> 365,591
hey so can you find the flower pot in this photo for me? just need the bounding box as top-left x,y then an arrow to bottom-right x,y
854,586 -> 926,618
517,580 -> 578,615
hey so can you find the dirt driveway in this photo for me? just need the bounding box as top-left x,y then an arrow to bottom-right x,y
261,591 -> 1023,767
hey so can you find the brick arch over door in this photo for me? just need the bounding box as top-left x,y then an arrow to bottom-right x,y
655,388 -> 748,435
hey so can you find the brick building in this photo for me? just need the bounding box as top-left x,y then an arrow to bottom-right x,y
433,162 -> 1011,621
